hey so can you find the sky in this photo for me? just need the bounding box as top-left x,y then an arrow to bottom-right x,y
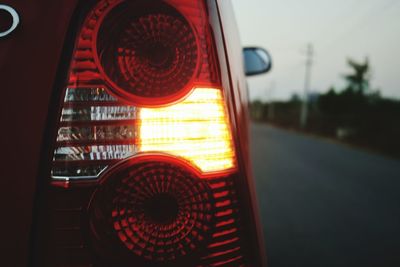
231,0 -> 400,101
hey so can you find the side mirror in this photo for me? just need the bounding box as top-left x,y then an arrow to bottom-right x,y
243,47 -> 272,76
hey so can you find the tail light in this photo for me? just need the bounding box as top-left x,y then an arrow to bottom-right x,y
32,0 -> 265,266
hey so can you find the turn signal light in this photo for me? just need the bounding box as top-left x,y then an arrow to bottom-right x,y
139,88 -> 236,173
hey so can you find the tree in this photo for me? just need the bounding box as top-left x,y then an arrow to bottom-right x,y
290,93 -> 301,103
318,87 -> 336,114
343,57 -> 370,94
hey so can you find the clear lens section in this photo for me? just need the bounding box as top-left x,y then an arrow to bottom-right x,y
54,145 -> 135,161
53,87 -> 138,178
61,106 -> 136,121
52,164 -> 108,179
52,87 -> 236,178
57,125 -> 135,141
139,88 -> 236,173
65,87 -> 118,102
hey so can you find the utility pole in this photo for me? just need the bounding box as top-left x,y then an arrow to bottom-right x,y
300,43 -> 313,129
267,81 -> 275,121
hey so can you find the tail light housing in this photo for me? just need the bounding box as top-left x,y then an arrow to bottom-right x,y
32,0 -> 265,266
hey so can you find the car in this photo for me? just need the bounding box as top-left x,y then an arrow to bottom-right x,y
0,1 -> 271,266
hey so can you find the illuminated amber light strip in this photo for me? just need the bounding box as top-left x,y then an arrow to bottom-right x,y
138,88 -> 236,173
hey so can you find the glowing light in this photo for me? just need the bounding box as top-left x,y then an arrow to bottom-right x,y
138,88 -> 236,173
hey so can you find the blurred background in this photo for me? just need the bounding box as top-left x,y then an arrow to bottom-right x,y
232,0 -> 400,266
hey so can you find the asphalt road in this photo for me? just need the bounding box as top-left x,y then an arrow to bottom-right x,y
250,123 -> 400,267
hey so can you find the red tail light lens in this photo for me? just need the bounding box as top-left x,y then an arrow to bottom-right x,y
33,0 -> 265,266
97,2 -> 199,100
90,156 -> 214,262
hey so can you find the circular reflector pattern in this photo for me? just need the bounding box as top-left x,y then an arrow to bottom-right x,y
97,2 -> 198,102
90,160 -> 214,262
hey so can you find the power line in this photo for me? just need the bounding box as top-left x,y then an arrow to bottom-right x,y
321,0 -> 400,50
313,0 -> 367,41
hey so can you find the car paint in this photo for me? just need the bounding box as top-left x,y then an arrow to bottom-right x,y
0,1 -> 78,266
216,1 -> 267,265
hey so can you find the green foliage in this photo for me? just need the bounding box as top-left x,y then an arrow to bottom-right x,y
343,58 -> 370,94
316,58 -> 400,156
249,57 -> 400,158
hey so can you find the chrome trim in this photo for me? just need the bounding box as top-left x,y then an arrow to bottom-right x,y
0,5 -> 19,38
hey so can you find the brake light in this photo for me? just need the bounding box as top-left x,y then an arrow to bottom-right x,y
32,0 -> 265,266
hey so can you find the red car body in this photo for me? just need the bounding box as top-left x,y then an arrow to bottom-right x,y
0,1 -> 266,266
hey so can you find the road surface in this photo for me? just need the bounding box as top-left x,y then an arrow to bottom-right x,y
250,123 -> 400,267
